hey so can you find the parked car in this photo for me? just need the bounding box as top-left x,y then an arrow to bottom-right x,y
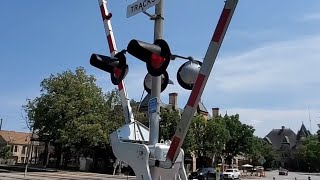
188,167 -> 216,180
223,168 -> 241,179
254,166 -> 264,171
279,168 -> 288,175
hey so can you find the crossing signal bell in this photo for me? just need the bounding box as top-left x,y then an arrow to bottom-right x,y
90,52 -> 128,85
127,39 -> 171,76
143,72 -> 171,94
177,60 -> 202,90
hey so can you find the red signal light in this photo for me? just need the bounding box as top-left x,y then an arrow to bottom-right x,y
127,39 -> 171,76
150,53 -> 165,69
113,67 -> 122,79
90,52 -> 128,85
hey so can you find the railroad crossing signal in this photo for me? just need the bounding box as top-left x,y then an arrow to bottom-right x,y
127,39 -> 171,77
90,52 -> 128,85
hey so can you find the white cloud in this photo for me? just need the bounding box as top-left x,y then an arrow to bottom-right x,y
211,34 -> 320,93
166,34 -> 320,136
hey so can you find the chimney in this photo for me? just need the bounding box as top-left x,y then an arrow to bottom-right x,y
278,126 -> 285,135
169,93 -> 178,110
212,108 -> 219,117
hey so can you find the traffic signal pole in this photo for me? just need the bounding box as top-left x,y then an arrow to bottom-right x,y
149,0 -> 163,145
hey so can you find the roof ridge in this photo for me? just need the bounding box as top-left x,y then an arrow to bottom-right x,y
0,130 -> 31,134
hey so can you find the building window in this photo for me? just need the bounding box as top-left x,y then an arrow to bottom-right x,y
12,145 -> 18,152
22,146 -> 27,154
21,157 -> 25,163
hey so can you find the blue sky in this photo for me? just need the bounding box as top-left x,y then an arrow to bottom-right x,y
1,1 -> 320,137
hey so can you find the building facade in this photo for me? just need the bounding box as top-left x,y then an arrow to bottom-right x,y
264,124 -> 311,169
0,130 -> 40,164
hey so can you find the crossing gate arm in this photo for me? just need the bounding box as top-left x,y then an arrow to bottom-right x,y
165,0 -> 239,166
98,0 -> 134,124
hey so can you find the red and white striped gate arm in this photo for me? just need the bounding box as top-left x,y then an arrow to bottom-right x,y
98,0 -> 134,124
166,0 -> 238,163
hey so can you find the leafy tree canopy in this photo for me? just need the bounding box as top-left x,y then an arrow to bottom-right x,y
248,136 -> 274,168
223,114 -> 255,164
0,146 -> 13,159
159,109 -> 230,159
204,115 -> 231,156
297,136 -> 320,171
23,67 -> 123,150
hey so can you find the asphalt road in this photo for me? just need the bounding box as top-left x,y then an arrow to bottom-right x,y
241,170 -> 320,180
0,171 -> 136,180
0,170 -> 319,180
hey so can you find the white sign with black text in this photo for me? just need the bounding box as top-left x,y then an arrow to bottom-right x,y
126,0 -> 160,18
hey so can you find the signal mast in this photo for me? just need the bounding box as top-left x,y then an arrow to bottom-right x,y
90,0 -> 239,179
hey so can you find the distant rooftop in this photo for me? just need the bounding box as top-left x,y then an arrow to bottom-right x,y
0,130 -> 37,145
264,126 -> 297,150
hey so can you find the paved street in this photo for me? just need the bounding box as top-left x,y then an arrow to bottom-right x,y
0,171 -> 136,180
241,170 -> 320,180
0,170 -> 319,180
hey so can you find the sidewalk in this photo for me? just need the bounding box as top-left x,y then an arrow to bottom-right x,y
0,164 -> 57,172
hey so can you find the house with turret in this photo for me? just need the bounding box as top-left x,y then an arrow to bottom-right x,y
264,123 -> 311,169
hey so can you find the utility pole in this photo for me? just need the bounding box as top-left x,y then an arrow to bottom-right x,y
308,106 -> 312,133
149,0 -> 163,145
0,118 -> 3,131
24,129 -> 35,177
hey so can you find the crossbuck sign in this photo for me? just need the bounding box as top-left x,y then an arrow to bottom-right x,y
127,0 -> 160,18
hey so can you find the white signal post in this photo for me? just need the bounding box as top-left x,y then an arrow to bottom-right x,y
149,0 -> 163,146
165,0 -> 239,165
98,0 -> 134,124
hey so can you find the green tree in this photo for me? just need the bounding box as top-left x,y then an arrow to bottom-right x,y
248,136 -> 274,168
23,67 -> 121,168
297,136 -> 320,172
188,115 -> 207,158
159,107 -> 180,141
223,114 -> 255,165
158,108 -> 203,156
180,115 -> 230,167
130,99 -> 150,127
204,116 -> 230,158
0,145 -> 12,159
